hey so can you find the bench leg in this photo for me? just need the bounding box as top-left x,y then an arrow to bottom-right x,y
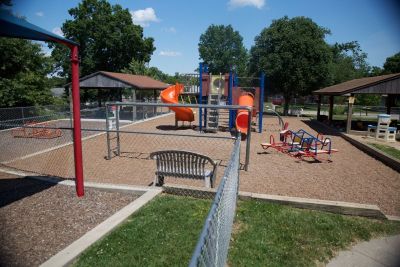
154,175 -> 164,186
205,177 -> 211,188
153,175 -> 158,186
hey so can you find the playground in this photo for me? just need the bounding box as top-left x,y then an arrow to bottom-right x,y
1,6 -> 400,267
2,112 -> 399,216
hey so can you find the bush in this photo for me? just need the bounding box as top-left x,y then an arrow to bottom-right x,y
332,106 -> 346,115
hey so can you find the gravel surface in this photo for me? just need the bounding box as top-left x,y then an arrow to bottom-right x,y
0,173 -> 140,267
3,114 -> 400,216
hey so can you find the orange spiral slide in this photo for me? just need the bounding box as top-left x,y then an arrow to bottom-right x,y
160,83 -> 194,122
235,93 -> 254,134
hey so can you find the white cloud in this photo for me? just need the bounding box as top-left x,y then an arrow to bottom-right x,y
130,7 -> 159,27
52,27 -> 64,37
228,0 -> 265,9
35,11 -> 44,17
159,50 -> 182,57
163,27 -> 177,34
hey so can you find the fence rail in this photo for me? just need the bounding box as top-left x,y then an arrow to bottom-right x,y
189,133 -> 241,267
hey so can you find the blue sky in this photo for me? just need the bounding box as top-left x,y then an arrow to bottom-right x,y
7,0 -> 400,75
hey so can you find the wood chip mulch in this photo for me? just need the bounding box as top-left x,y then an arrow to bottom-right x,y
0,173 -> 140,267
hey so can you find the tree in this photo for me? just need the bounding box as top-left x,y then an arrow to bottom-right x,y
50,0 -> 155,80
123,59 -> 183,85
249,16 -> 332,114
382,52 -> 400,74
0,38 -> 54,107
369,66 -> 383,77
329,41 -> 370,84
198,24 -> 248,75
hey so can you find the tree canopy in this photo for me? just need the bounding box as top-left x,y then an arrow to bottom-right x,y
249,16 -> 332,113
0,38 -> 54,107
382,52 -> 400,74
198,24 -> 248,75
50,0 -> 155,79
329,41 -> 370,84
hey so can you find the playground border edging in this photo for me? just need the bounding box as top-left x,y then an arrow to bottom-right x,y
340,133 -> 400,173
310,119 -> 400,173
40,188 -> 162,267
163,183 -> 388,220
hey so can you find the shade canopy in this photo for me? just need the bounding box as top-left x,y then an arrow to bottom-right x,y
0,9 -> 84,197
0,9 -> 78,47
314,73 -> 400,96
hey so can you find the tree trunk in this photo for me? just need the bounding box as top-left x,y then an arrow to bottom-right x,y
283,96 -> 291,115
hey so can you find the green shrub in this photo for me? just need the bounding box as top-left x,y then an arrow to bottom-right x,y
332,106 -> 346,115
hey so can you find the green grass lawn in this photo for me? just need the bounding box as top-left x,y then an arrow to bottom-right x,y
228,200 -> 400,266
73,195 -> 400,267
369,143 -> 400,160
73,195 -> 211,267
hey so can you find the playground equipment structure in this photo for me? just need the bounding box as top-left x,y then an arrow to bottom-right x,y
165,63 -> 265,136
261,126 -> 338,161
198,63 -> 265,135
11,121 -> 63,139
160,83 -> 195,126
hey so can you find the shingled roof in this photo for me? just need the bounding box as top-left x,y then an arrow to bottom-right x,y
68,71 -> 169,90
100,71 -> 168,89
313,73 -> 400,95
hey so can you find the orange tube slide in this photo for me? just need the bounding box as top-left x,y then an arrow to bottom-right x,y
236,93 -> 254,134
160,83 -> 194,122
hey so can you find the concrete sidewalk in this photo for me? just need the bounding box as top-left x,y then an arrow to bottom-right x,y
327,235 -> 400,267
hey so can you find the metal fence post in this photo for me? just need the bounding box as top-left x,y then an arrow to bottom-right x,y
116,104 -> 121,156
245,109 -> 251,171
105,104 -> 112,160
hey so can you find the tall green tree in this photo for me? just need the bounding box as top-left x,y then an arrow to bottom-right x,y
123,59 -> 183,85
50,0 -> 155,80
0,38 -> 53,107
249,16 -> 332,114
329,41 -> 370,84
382,52 -> 400,74
198,24 -> 248,75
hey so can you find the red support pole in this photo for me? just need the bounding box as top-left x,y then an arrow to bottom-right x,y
70,45 -> 84,197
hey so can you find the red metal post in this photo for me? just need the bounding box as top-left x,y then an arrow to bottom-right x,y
70,45 -> 84,197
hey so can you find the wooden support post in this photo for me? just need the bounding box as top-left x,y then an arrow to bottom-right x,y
153,89 -> 157,115
317,95 -> 322,121
386,94 -> 394,114
328,95 -> 334,123
346,94 -> 355,134
131,89 -> 137,121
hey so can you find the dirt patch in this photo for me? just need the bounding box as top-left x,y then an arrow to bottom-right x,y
0,173 -> 140,267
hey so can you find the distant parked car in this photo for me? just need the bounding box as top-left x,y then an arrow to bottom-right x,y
272,96 -> 284,105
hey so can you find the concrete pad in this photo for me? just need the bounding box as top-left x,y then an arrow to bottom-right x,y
327,235 -> 400,267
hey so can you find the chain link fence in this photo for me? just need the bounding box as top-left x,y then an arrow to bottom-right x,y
1,102 -> 247,266
189,134 -> 240,267
0,102 -> 250,181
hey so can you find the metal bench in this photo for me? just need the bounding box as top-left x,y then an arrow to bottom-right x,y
150,150 -> 218,188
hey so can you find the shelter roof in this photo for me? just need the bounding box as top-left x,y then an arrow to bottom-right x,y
71,71 -> 169,90
313,73 -> 400,96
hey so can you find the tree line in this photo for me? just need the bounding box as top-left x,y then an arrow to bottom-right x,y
1,0 -> 399,108
199,18 -> 400,113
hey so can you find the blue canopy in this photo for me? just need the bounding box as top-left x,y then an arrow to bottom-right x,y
0,9 -> 78,46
